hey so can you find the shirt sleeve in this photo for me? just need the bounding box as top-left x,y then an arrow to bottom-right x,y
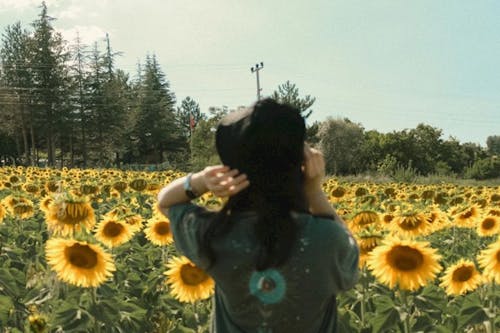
327,219 -> 360,292
167,202 -> 212,268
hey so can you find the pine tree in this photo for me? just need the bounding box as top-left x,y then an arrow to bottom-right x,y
0,22 -> 35,164
176,96 -> 205,140
271,80 -> 315,118
31,2 -> 70,166
68,32 -> 89,167
85,42 -> 107,165
134,54 -> 181,163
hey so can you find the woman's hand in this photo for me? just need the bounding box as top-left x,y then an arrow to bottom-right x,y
303,145 -> 326,195
157,165 -> 250,212
302,145 -> 338,218
194,165 -> 250,198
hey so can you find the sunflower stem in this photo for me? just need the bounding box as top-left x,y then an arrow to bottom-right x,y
400,290 -> 411,333
162,246 -> 170,264
487,283 -> 496,333
91,287 -> 102,333
360,267 -> 367,329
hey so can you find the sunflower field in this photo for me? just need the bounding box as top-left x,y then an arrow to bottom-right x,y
0,166 -> 499,333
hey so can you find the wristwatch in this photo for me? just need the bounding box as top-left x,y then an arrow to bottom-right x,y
184,173 -> 198,199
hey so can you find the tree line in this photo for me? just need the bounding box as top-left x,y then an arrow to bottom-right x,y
0,3 -> 203,169
1,3 -> 499,179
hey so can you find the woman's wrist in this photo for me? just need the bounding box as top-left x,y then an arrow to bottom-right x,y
190,171 -> 209,197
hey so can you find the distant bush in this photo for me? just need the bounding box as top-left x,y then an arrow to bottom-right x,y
464,157 -> 500,180
377,155 -> 418,183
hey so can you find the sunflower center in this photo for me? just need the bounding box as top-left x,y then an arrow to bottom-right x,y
331,187 -> 346,198
426,213 -> 438,224
399,215 -> 424,230
383,215 -> 394,223
180,263 -> 209,285
496,250 -> 500,263
387,245 -> 424,271
461,210 -> 473,219
65,244 -> 98,269
103,221 -> 124,237
481,218 -> 495,230
154,222 -> 170,235
452,266 -> 473,282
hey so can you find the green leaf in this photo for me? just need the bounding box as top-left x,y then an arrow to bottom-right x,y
433,325 -> 454,333
91,299 -> 121,324
458,293 -> 489,329
369,295 -> 399,333
337,308 -> 362,333
0,267 -> 24,296
0,294 -> 14,325
171,324 -> 196,333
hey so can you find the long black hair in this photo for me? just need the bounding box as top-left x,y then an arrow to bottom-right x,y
200,99 -> 307,271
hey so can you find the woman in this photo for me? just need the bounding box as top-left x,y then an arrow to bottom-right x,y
157,98 -> 359,333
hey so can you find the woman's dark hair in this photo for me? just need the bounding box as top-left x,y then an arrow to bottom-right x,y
200,98 -> 307,271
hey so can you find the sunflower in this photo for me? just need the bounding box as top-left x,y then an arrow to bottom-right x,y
164,256 -> 214,303
329,186 -> 347,202
453,205 -> 481,228
357,234 -> 384,268
105,204 -> 130,219
476,216 -> 500,237
123,214 -> 144,232
112,181 -> 128,192
144,217 -> 174,246
391,212 -> 430,237
45,197 -> 95,236
425,207 -> 449,232
45,180 -> 63,193
382,213 -> 395,225
45,238 -> 115,288
12,200 -> 35,219
477,238 -> 500,284
439,259 -> 482,295
39,196 -> 54,214
349,210 -> 380,232
23,183 -> 40,195
129,178 -> 148,192
487,209 -> 500,217
2,195 -> 35,219
94,218 -> 133,248
367,238 -> 442,291
354,186 -> 369,197
0,203 -> 5,224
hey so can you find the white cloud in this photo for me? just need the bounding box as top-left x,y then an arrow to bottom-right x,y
57,25 -> 108,46
56,5 -> 83,20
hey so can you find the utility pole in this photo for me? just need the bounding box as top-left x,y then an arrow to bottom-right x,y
250,62 -> 264,100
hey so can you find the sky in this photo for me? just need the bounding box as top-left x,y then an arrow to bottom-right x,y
0,0 -> 499,146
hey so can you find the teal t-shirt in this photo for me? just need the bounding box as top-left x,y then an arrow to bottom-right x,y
168,203 -> 359,333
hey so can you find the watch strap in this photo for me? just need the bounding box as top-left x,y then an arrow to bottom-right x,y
184,173 -> 198,199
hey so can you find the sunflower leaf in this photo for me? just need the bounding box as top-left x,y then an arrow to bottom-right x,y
0,295 -> 13,326
0,267 -> 24,297
457,293 -> 489,330
369,295 -> 399,332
